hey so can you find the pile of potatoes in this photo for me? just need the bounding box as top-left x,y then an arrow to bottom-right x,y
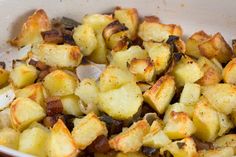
0,6 -> 236,157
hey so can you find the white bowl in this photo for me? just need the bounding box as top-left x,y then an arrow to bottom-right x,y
0,0 -> 235,156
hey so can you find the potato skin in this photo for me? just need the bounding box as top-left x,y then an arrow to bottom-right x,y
223,58 -> 236,85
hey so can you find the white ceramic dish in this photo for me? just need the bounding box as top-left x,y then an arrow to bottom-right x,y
0,0 -> 236,156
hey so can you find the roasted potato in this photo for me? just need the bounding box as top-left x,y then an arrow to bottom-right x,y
0,128 -> 19,149
19,126 -> 49,157
193,97 -> 219,142
198,147 -> 234,157
73,24 -> 97,56
9,64 -> 38,88
199,33 -> 233,63
201,83 -> 236,115
98,82 -> 143,120
47,119 -> 78,157
10,97 -> 46,131
138,16 -> 182,42
186,31 -> 211,58
128,58 -> 155,82
214,134 -> 236,154
160,137 -> 197,157
0,68 -> 9,87
217,112 -> 233,136
223,58 -> 236,85
10,9 -> 51,47
60,95 -> 83,116
43,70 -> 78,96
72,112 -> 107,150
180,83 -> 200,105
143,75 -> 175,114
109,120 -> 149,153
171,56 -> 203,87
114,7 -> 139,39
0,108 -> 12,129
116,152 -> 146,157
32,43 -> 83,67
143,41 -> 171,74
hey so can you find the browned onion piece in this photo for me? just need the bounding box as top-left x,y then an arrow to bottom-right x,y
45,97 -> 63,116
43,114 -> 65,128
0,62 -> 6,69
41,29 -> 63,44
87,135 -> 110,153
192,137 -> 214,151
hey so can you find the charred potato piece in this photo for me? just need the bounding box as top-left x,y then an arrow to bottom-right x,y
197,57 -> 222,85
10,9 -> 51,47
43,70 -> 78,96
72,112 -> 108,150
10,97 -> 46,131
186,31 -> 211,58
0,128 -> 19,149
223,58 -> 236,85
193,97 -> 219,142
217,112 -> 233,136
10,64 -> 38,88
214,134 -> 236,154
198,147 -> 234,157
199,33 -> 233,63
109,120 -> 149,153
179,83 -> 201,105
143,75 -> 175,114
143,41 -> 171,75
47,119 -> 78,157
61,95 -> 83,116
201,83 -> 236,115
0,68 -> 9,87
32,43 -> 83,68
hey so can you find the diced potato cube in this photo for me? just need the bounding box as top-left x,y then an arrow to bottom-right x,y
214,134 -> 236,154
0,108 -> 12,129
128,58 -> 155,82
217,112 -> 233,136
99,65 -> 135,92
61,95 -> 83,116
47,119 -> 78,157
98,82 -> 143,120
143,130 -> 171,148
223,58 -> 236,85
72,112 -> 108,150
75,79 -> 99,105
73,24 -> 97,56
143,75 -> 175,114
111,46 -> 148,70
10,97 -> 46,131
43,70 -> 78,96
114,7 -> 139,39
116,152 -> 146,157
109,120 -> 149,153
138,17 -> 182,42
179,83 -> 200,105
199,33 -> 233,63
10,64 -> 38,88
198,147 -> 234,157
160,137 -> 197,157
15,83 -> 46,106
94,152 -> 116,157
164,112 -> 196,140
186,31 -> 210,58
32,43 -> 83,68
0,85 -> 15,110
143,41 -> 171,74
171,56 -> 203,87
197,57 -> 222,85
10,9 -> 51,47
0,68 -> 9,87
193,97 -> 219,142
0,128 -> 19,149
201,83 -> 236,115
19,126 -> 49,157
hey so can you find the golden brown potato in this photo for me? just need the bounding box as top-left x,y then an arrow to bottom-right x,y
217,112 -> 233,136
186,31 -> 211,58
179,83 -> 201,105
15,83 -> 47,107
60,95 -> 83,116
43,70 -> 78,96
198,147 -> 234,157
230,108 -> 236,126
201,83 -> 236,115
128,58 -> 155,82
214,134 -> 236,154
0,68 -> 9,87
32,43 -> 83,68
164,112 -> 196,140
109,120 -> 149,153
197,57 -> 222,85
199,33 -> 233,63
0,128 -> 20,149
143,41 -> 171,74
47,119 -> 78,157
193,97 -> 219,142
72,112 -> 107,150
114,7 -> 139,39
10,9 -> 51,47
10,97 -> 46,131
138,16 -> 182,42
0,108 -> 12,129
9,64 -> 38,88
223,58 -> 236,85
160,137 -> 197,157
143,75 -> 175,114
116,152 -> 146,157
171,56 -> 203,87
